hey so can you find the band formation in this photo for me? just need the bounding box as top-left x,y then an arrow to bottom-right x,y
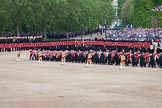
26,44 -> 162,69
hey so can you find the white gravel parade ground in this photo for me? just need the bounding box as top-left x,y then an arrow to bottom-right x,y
0,51 -> 162,108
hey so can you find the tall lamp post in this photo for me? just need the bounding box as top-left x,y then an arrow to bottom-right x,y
104,20 -> 107,40
112,0 -> 119,27
115,0 -> 119,26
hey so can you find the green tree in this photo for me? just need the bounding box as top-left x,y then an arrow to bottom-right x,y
0,0 -> 115,37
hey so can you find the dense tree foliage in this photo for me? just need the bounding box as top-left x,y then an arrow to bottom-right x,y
118,0 -> 162,28
119,0 -> 134,25
0,0 -> 115,37
134,0 -> 162,28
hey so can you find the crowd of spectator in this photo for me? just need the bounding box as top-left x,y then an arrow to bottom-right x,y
105,28 -> 162,44
46,29 -> 98,39
151,5 -> 162,11
0,29 -> 98,44
0,35 -> 43,44
0,28 -> 162,45
0,32 -> 43,44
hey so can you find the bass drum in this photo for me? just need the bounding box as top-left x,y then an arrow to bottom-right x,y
150,45 -> 154,50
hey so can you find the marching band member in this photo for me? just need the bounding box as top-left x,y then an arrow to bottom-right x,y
86,52 -> 92,67
16,51 -> 21,62
120,52 -> 126,69
61,51 -> 66,65
139,52 -> 145,67
38,50 -> 43,63
149,53 -> 156,68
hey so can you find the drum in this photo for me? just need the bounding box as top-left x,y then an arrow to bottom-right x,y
150,45 -> 154,50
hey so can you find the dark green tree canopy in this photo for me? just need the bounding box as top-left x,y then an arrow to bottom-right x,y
0,0 -> 115,36
118,0 -> 162,28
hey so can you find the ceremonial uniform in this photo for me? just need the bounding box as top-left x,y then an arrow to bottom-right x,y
125,52 -> 131,66
131,53 -> 136,67
61,52 -> 66,64
107,52 -> 112,65
114,53 -> 120,65
159,53 -> 162,68
120,54 -> 126,69
86,53 -> 92,66
140,53 -> 145,67
100,52 -> 105,64
38,51 -> 43,63
29,50 -> 32,60
16,51 -> 21,62
149,54 -> 156,68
